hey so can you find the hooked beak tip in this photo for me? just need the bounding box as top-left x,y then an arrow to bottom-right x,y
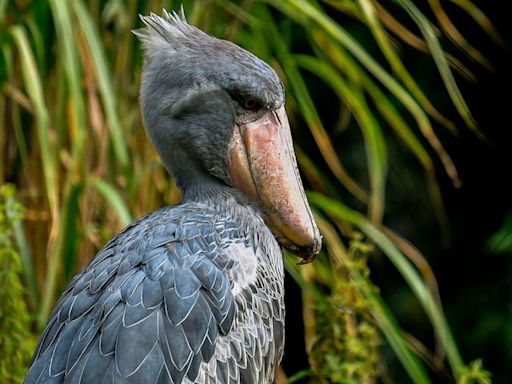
275,227 -> 322,265
290,235 -> 322,265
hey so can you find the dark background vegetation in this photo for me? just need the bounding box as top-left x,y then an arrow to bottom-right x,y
434,2 -> 512,380
282,1 -> 512,382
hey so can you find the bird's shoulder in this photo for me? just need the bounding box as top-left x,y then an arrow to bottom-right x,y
26,202 -> 260,384
80,201 -> 252,287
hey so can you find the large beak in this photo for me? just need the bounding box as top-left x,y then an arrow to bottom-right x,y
229,105 -> 322,263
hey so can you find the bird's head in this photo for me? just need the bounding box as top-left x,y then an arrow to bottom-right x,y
134,9 -> 321,262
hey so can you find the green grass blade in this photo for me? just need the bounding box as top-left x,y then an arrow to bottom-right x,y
271,0 -> 461,188
361,74 -> 432,170
59,184 -> 83,282
427,0 -> 492,71
294,146 -> 341,198
87,177 -> 131,227
487,214 -> 512,253
309,192 -> 466,378
361,219 -> 464,377
308,38 -> 450,229
0,0 -> 6,24
71,0 -> 129,169
397,0 -> 480,136
358,0 -> 456,133
355,68 -> 449,233
38,0 -> 89,326
49,0 -> 86,146
25,18 -> 46,71
370,291 -> 431,383
286,369 -> 315,383
295,55 -> 387,223
312,35 -> 460,190
448,0 -> 506,48
2,45 -> 29,173
39,184 -> 82,327
9,26 -> 57,218
370,2 -> 476,82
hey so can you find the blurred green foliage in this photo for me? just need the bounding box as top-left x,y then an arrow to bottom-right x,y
0,185 -> 35,383
488,214 -> 512,254
310,234 -> 382,382
0,0 -> 502,382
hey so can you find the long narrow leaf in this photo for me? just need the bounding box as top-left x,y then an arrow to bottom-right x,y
10,26 -> 57,219
356,65 -> 449,233
371,291 -> 431,383
397,0 -> 480,136
39,0 -> 89,326
358,0 -> 456,133
71,0 -> 129,169
372,1 -> 476,82
428,0 -> 492,70
271,0 -> 461,187
1,46 -> 29,173
448,0 -> 506,48
296,55 -> 387,223
87,178 -> 131,226
309,192 -> 466,378
0,0 -> 6,24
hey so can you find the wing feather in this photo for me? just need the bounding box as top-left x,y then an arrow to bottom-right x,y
24,203 -> 282,384
79,340 -> 111,383
115,310 -> 159,378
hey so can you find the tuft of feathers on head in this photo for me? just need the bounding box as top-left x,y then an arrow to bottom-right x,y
133,7 -> 285,110
132,6 -> 200,59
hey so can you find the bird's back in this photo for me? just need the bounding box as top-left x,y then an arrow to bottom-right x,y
24,200 -> 284,384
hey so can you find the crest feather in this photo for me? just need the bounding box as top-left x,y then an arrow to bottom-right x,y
132,6 -> 196,58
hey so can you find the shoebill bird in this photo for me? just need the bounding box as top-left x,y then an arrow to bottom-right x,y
24,9 -> 321,384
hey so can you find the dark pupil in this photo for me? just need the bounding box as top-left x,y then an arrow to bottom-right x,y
244,98 -> 257,109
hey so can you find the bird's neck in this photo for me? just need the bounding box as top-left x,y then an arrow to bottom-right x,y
156,139 -> 261,217
178,169 -> 228,202
158,145 -> 227,203
176,164 -> 259,213
177,171 -> 265,230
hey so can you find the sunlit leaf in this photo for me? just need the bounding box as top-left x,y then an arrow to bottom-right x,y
72,0 -> 129,169
397,0 -> 481,137
309,192 -> 465,377
87,177 -> 132,226
295,55 -> 387,223
358,0 -> 456,132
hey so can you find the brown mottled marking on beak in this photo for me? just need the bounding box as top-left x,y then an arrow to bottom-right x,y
229,105 -> 322,263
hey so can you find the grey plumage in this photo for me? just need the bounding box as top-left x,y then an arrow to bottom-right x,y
25,201 -> 285,384
135,10 -> 283,197
25,9 -> 293,384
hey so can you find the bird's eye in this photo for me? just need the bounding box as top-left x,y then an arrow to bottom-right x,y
243,98 -> 259,110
